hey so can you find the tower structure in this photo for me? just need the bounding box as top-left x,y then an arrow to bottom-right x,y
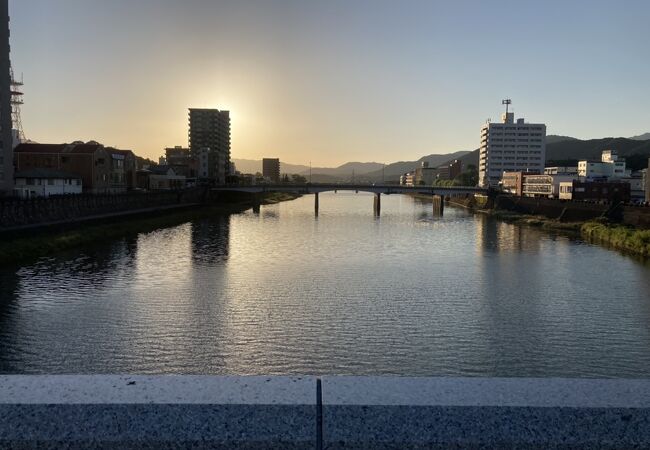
10,66 -> 25,145
0,0 -> 13,194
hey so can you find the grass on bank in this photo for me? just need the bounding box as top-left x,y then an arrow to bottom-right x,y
581,222 -> 650,257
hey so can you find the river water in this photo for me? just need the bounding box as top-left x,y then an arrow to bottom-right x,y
1,192 -> 649,377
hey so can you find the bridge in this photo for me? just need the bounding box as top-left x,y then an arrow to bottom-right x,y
212,184 -> 488,215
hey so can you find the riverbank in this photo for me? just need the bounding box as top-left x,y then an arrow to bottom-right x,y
0,192 -> 301,266
483,208 -> 650,257
447,195 -> 650,256
483,209 -> 584,232
260,191 -> 302,204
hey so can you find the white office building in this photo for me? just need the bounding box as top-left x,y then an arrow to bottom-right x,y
479,101 -> 546,188
578,150 -> 630,180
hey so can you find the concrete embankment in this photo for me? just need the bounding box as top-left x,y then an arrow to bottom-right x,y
1,375 -> 649,449
0,190 -> 301,266
0,188 -> 207,231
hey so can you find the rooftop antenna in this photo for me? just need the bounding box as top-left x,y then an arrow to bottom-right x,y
502,99 -> 512,115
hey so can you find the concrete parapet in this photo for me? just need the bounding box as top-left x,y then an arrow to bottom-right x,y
0,376 -> 317,449
1,376 -> 650,449
322,377 -> 650,449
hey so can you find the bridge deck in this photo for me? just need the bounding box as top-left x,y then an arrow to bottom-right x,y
212,184 -> 487,195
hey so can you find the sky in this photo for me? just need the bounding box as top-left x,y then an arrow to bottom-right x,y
9,0 -> 650,166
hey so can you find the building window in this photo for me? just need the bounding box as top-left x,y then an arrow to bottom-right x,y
48,179 -> 54,185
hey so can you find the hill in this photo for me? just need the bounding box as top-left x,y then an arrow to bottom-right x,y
546,135 -> 579,144
232,158 -> 309,175
630,132 -> 650,141
362,151 -> 472,182
546,137 -> 650,170
300,162 -> 384,177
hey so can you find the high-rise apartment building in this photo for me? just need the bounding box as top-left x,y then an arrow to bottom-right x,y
188,108 -> 230,185
0,0 -> 13,194
262,158 -> 280,183
479,101 -> 546,188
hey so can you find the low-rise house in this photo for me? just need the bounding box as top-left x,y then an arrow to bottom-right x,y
500,171 -> 524,195
14,142 -> 136,194
13,169 -> 82,198
438,159 -> 463,180
578,150 -> 630,181
622,173 -> 646,203
414,162 -> 439,185
522,174 -> 577,198
644,162 -> 649,202
136,166 -> 186,190
544,167 -> 578,175
165,146 -> 198,185
107,148 -> 137,192
400,172 -> 416,187
558,180 -> 631,203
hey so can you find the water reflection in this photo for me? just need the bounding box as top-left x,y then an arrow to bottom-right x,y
191,216 -> 230,265
0,194 -> 649,377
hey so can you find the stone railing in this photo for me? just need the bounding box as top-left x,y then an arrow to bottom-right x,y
1,376 -> 649,448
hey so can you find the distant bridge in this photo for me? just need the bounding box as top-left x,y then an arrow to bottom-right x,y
212,184 -> 488,215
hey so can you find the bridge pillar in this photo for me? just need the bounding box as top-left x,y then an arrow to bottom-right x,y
373,193 -> 381,216
314,192 -> 319,216
432,195 -> 444,216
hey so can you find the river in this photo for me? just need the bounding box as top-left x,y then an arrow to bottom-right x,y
1,192 -> 649,377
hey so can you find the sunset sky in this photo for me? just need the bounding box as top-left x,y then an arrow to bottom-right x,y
10,0 -> 650,166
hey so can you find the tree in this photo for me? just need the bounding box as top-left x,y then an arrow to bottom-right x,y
282,174 -> 290,183
454,166 -> 478,186
291,174 -> 307,184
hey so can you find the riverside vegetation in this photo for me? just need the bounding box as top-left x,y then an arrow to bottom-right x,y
581,221 -> 650,257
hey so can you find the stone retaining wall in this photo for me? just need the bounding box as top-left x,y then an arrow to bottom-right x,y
1,376 -> 649,449
0,188 -> 207,230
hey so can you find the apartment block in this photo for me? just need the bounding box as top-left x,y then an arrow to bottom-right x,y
479,102 -> 546,188
262,158 -> 281,183
188,109 -> 231,185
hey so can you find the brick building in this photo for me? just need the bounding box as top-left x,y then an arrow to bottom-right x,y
14,142 -> 136,193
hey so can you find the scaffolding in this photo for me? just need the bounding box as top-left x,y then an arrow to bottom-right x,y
10,65 -> 25,142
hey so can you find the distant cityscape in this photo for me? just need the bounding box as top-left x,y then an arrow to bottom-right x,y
0,0 -> 649,206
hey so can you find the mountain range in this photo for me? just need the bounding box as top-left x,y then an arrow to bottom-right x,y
233,132 -> 650,182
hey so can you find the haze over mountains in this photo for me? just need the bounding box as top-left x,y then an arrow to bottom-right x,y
233,132 -> 650,183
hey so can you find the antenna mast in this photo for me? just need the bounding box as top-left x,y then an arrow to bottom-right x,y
502,99 -> 512,115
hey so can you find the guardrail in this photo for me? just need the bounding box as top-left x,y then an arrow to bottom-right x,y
1,376 -> 649,448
